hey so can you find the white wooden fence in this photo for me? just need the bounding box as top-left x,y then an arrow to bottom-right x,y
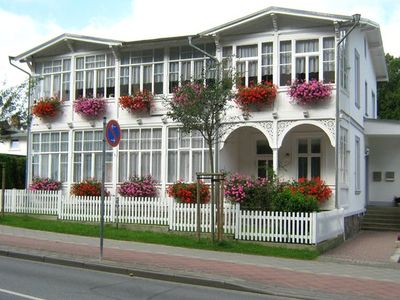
0,189 -> 344,244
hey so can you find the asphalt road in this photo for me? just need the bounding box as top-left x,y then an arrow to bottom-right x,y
0,256 -> 287,300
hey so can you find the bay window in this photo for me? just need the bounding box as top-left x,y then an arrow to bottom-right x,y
32,132 -> 69,182
120,49 -> 164,96
167,129 -> 211,182
73,131 -> 113,182
118,128 -> 162,182
323,37 -> 335,83
261,42 -> 273,82
34,58 -> 71,101
75,54 -> 115,99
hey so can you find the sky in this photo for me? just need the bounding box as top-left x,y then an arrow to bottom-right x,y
1,0 -> 399,86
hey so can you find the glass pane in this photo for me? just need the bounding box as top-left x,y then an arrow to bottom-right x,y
191,131 -> 203,148
119,152 -> 128,182
51,154 -> 59,179
152,151 -> 161,181
60,154 -> 68,182
119,130 -> 128,150
298,139 -> 308,154
73,155 -> 81,182
298,157 -> 308,179
311,157 -> 321,178
296,57 -> 306,80
141,129 -> 151,150
129,152 -> 139,177
180,131 -> 190,148
309,56 -> 319,81
152,129 -> 162,149
237,45 -> 258,58
311,139 -> 321,153
141,152 -> 151,176
168,128 -> 178,149
50,133 -> 59,152
130,129 -> 140,150
256,140 -> 272,155
83,153 -> 92,179
191,151 -> 202,181
41,154 -> 49,178
296,39 -> 319,53
179,151 -> 190,182
167,151 -> 177,182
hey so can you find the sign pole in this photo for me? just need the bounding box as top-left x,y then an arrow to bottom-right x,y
100,116 -> 106,260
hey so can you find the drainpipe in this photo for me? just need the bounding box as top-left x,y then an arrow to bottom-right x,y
188,36 -> 220,172
8,56 -> 32,189
335,14 -> 361,209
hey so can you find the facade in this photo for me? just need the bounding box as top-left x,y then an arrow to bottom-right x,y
0,128 -> 27,157
12,7 -> 388,223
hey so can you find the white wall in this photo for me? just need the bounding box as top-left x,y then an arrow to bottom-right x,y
0,137 -> 27,156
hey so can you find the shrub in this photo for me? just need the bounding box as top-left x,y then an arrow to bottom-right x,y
119,90 -> 153,113
235,81 -> 277,112
167,181 -> 210,204
288,80 -> 332,105
71,179 -> 107,197
272,188 -> 319,212
289,177 -> 332,204
118,175 -> 158,197
32,97 -> 62,119
0,154 -> 26,188
29,177 -> 61,191
73,98 -> 106,118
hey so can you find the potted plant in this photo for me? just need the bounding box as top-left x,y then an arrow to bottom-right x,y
31,97 -> 63,119
119,90 -> 153,113
73,97 -> 106,119
235,81 -> 277,112
118,175 -> 158,197
29,177 -> 61,191
288,79 -> 332,105
167,180 -> 210,204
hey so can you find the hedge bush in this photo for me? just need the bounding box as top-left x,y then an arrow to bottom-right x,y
0,154 -> 26,188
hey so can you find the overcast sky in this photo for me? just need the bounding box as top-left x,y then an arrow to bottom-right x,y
1,0 -> 399,86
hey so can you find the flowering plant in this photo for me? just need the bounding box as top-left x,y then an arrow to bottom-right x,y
287,80 -> 332,105
224,173 -> 255,203
119,90 -> 153,113
167,180 -> 210,204
172,82 -> 204,106
73,98 -> 106,118
235,81 -> 277,112
31,97 -> 62,119
29,177 -> 61,191
118,175 -> 158,197
71,179 -> 108,197
288,177 -> 332,204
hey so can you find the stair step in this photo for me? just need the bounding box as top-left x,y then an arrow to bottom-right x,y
361,226 -> 400,232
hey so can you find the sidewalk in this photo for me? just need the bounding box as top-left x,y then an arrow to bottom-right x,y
0,225 -> 399,300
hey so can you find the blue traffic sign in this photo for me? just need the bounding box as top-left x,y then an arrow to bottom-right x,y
106,120 -> 121,147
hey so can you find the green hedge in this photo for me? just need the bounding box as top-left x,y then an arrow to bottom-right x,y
0,154 -> 26,188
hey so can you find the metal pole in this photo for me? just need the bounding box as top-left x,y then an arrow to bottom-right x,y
1,163 -> 5,217
100,117 -> 106,260
196,177 -> 200,241
211,177 -> 215,243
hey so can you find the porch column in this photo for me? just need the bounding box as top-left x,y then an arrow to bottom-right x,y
272,147 -> 279,175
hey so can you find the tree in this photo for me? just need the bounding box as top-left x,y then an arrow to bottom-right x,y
0,80 -> 30,129
166,66 -> 235,174
378,54 -> 400,119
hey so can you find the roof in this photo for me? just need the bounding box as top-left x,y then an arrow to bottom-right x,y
365,119 -> 400,136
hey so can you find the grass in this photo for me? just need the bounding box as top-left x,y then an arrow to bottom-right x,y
0,214 -> 319,260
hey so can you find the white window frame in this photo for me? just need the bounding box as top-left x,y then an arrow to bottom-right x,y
354,49 -> 360,109
339,127 -> 349,186
296,136 -> 323,179
294,39 -> 320,82
236,44 -> 259,87
365,81 -> 368,117
355,136 -> 361,193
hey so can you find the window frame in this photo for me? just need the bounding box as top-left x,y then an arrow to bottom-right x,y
354,49 -> 360,109
296,136 -> 322,180
355,135 -> 361,193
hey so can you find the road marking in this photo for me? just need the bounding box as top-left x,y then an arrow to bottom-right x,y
0,288 -> 46,300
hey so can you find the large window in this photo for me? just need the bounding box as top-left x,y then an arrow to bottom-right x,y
73,131 -> 113,182
295,39 -> 319,81
168,44 -> 216,93
34,58 -> 71,101
118,128 -> 162,182
339,127 -> 348,185
279,41 -> 292,86
236,44 -> 258,86
75,54 -> 115,99
297,138 -> 321,179
167,129 -> 211,182
32,132 -> 69,182
354,49 -> 360,108
120,49 -> 164,96
323,37 -> 335,83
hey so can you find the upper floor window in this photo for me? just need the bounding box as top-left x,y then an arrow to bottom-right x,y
339,33 -> 349,91
236,44 -> 258,86
323,37 -> 335,83
75,54 -> 115,99
168,44 -> 216,93
34,58 -> 71,101
222,46 -> 233,79
279,41 -> 292,86
295,39 -> 319,81
354,49 -> 360,108
120,49 -> 164,96
261,42 -> 273,83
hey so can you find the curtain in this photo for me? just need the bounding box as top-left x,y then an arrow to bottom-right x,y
50,133 -> 59,152
41,154 -> 49,178
62,73 -> 70,100
167,151 -> 177,182
296,39 -> 319,53
83,153 -> 92,179
41,133 -> 50,152
132,66 -> 140,84
179,151 -> 190,182
32,155 -> 39,177
141,152 -> 151,176
248,61 -> 258,77
63,59 -> 71,71
309,56 -> 319,73
143,65 -> 152,84
154,64 -> 163,83
141,129 -> 151,150
119,152 -> 128,182
96,69 -> 105,97
280,41 -> 291,53
73,155 -> 81,182
43,76 -> 51,97
194,61 -> 203,80
152,152 -> 161,181
130,129 -> 140,150
168,128 -> 178,149
129,152 -> 139,177
191,151 -> 202,181
152,129 -> 162,149
181,62 -> 191,81
51,154 -> 59,179
76,57 -> 84,70
60,154 -> 68,182
52,74 -> 61,98
237,45 -> 257,58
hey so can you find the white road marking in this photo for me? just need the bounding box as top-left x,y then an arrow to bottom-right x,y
0,288 -> 46,300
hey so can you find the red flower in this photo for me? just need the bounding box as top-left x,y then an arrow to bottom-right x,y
290,177 -> 332,204
119,90 -> 153,113
235,81 -> 277,112
167,180 -> 210,204
32,97 -> 62,119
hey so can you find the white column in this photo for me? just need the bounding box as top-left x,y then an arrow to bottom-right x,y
272,147 -> 279,175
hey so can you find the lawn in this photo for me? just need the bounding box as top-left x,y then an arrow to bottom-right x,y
0,214 -> 319,260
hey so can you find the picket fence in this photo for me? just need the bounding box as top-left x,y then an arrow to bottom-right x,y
0,189 -> 344,244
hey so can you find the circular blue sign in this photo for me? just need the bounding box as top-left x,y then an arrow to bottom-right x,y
106,120 -> 121,147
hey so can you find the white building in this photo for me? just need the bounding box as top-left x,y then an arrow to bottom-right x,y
11,7 -> 389,235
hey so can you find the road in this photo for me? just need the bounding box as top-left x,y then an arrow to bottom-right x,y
0,256 -> 288,300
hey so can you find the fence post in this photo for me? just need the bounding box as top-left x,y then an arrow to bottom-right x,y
234,203 -> 240,239
110,196 -> 116,223
168,198 -> 173,230
57,191 -> 63,219
312,212 -> 317,244
11,189 -> 17,213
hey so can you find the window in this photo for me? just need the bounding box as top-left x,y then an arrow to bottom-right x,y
323,37 -> 335,83
120,49 -> 164,96
339,127 -> 348,185
355,136 -> 361,192
34,58 -> 71,101
365,81 -> 368,116
222,46 -> 233,79
236,44 -> 258,86
297,138 -> 321,179
73,131 -> 113,182
32,132 -> 69,182
279,41 -> 292,86
261,42 -> 273,82
167,129 -> 211,182
371,91 -> 376,118
168,44 -> 216,93
295,39 -> 319,81
256,140 -> 272,155
118,128 -> 162,182
339,31 -> 349,91
10,139 -> 20,150
354,49 -> 360,108
75,54 -> 115,99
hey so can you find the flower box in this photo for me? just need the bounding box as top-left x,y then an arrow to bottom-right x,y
31,97 -> 62,119
235,81 -> 277,112
167,180 -> 210,204
288,80 -> 332,105
118,175 -> 158,197
71,179 -> 107,196
73,98 -> 106,119
119,91 -> 153,113
29,177 -> 61,191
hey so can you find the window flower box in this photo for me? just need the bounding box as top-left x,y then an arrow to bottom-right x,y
73,97 -> 106,119
119,90 -> 153,113
29,177 -> 61,191
288,80 -> 332,105
31,97 -> 62,119
118,175 -> 158,197
71,179 -> 108,197
167,180 -> 210,204
235,81 -> 277,112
